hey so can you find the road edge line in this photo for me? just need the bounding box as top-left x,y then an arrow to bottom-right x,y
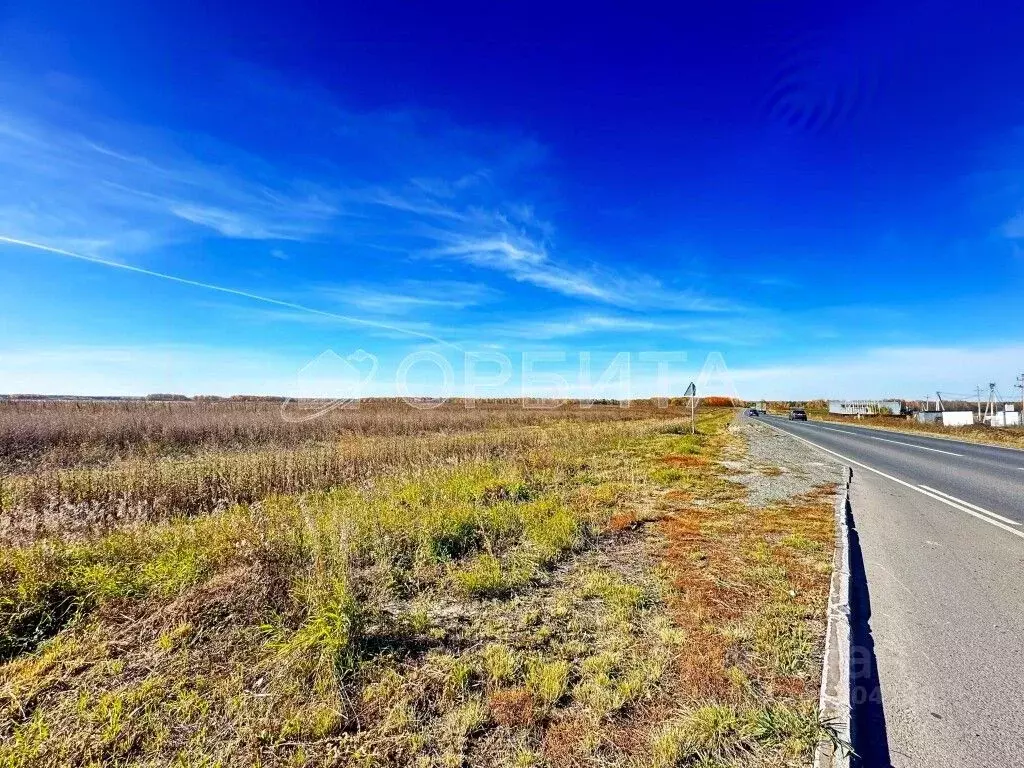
766,421 -> 1024,539
815,466 -> 854,768
805,416 -> 1024,454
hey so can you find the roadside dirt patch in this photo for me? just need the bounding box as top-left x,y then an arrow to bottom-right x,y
660,454 -> 709,467
724,416 -> 843,507
643,411 -> 841,763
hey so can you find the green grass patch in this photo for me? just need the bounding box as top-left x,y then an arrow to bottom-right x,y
651,703 -> 827,767
525,658 -> 570,709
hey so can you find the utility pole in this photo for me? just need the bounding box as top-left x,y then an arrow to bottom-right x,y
976,386 -> 983,420
1016,374 -> 1024,419
985,382 -> 996,422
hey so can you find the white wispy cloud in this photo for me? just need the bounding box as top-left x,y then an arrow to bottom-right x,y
0,98 -> 339,252
430,233 -> 614,302
167,202 -> 329,241
480,312 -> 773,344
0,235 -> 464,352
324,280 -> 499,314
359,188 -> 735,310
1003,210 -> 1024,239
0,70 -> 734,315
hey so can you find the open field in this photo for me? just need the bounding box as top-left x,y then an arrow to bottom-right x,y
0,399 -> 689,474
0,402 -> 842,767
0,400 -> 688,545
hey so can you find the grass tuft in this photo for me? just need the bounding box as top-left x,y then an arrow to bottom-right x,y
481,644 -> 522,687
525,659 -> 571,710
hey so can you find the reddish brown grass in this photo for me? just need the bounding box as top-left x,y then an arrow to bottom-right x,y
607,511 -> 639,532
701,396 -> 738,407
661,507 -> 747,700
653,420 -> 835,708
488,687 -> 535,727
542,715 -> 592,765
660,454 -> 709,467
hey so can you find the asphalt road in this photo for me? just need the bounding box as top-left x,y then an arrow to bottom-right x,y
757,415 -> 1024,767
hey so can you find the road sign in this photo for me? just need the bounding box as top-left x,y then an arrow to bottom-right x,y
684,382 -> 696,433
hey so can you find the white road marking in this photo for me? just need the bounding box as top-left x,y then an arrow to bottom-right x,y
813,424 -> 964,456
763,414 -> 1024,455
918,485 -> 1021,526
768,426 -> 1024,541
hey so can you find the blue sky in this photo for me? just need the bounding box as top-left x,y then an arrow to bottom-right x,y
2,1 -> 1024,400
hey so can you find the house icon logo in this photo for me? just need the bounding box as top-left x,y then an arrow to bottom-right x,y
280,349 -> 378,421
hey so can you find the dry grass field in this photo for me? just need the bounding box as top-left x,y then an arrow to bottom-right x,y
0,399 -> 686,473
0,399 -> 678,544
0,400 -> 842,767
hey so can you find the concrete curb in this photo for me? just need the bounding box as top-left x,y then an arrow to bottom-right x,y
814,466 -> 853,768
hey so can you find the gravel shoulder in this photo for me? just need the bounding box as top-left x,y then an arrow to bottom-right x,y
723,415 -> 844,506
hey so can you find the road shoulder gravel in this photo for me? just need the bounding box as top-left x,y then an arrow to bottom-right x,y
725,416 -> 844,506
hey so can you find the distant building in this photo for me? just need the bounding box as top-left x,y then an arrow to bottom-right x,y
917,411 -> 974,427
828,400 -> 903,416
987,405 -> 1020,428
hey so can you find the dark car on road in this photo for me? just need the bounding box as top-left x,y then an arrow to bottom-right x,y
788,408 -> 807,421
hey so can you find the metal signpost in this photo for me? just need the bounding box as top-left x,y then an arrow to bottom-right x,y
684,381 -> 696,434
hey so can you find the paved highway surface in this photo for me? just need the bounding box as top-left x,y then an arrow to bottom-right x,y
757,415 -> 1024,768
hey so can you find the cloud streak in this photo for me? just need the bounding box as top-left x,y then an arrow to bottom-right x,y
324,280 -> 499,314
0,235 -> 464,351
363,188 -> 736,310
474,311 -> 774,344
0,102 -> 339,252
0,71 -> 736,315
